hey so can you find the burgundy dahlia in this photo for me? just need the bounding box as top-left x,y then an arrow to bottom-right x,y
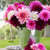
45,19 -> 50,25
35,18 -> 46,30
29,1 -> 43,12
48,19 -> 50,25
9,15 -> 21,28
24,38 -> 35,50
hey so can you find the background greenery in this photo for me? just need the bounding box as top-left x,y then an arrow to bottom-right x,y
0,24 -> 18,40
0,37 -> 50,50
40,37 -> 50,50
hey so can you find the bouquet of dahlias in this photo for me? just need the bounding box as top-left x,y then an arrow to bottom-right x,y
4,1 -> 50,31
4,0 -> 50,50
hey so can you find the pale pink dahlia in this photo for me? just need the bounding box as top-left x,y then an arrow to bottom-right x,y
15,8 -> 30,24
40,10 -> 50,21
31,44 -> 38,49
45,5 -> 50,11
26,20 -> 36,30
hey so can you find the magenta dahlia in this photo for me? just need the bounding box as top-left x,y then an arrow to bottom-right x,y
14,2 -> 25,6
7,4 -> 14,12
29,1 -> 43,12
35,18 -> 46,30
40,10 -> 50,21
26,20 -> 36,30
38,43 -> 46,50
13,2 -> 25,11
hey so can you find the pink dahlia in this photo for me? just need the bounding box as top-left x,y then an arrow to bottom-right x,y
40,10 -> 50,21
38,43 -> 46,50
4,11 -> 8,22
29,1 -> 43,12
4,4 -> 14,22
7,4 -> 14,12
15,8 -> 30,24
31,44 -> 38,50
14,2 -> 25,6
26,20 -> 36,30
14,2 -> 25,11
45,5 -> 50,11
14,2 -> 20,6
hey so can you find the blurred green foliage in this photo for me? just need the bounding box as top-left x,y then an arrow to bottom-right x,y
0,28 -> 5,39
40,37 -> 50,50
0,24 -> 18,40
23,0 -> 50,5
0,39 -> 19,48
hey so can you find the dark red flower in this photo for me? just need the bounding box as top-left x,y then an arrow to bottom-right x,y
24,38 -> 35,50
9,15 -> 21,28
29,1 -> 43,12
48,19 -> 50,25
45,19 -> 50,25
35,18 -> 46,30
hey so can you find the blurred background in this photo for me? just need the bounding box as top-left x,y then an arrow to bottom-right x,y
0,0 -> 50,50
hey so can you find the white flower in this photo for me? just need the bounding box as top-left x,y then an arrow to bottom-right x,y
8,11 -> 15,20
30,11 -> 39,20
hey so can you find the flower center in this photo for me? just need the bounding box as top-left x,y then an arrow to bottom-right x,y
40,23 -> 42,25
30,22 -> 34,26
39,45 -> 43,49
20,13 -> 26,18
43,13 -> 47,17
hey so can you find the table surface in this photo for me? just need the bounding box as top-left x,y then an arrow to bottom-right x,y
0,48 -> 7,50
